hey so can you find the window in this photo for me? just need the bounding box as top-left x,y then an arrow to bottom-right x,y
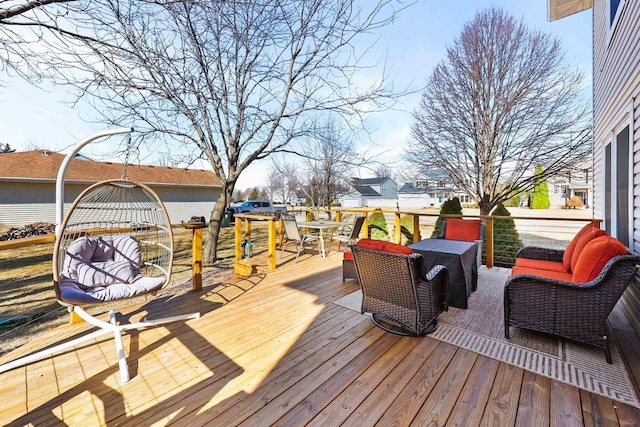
610,0 -> 623,27
616,126 -> 630,247
605,125 -> 631,247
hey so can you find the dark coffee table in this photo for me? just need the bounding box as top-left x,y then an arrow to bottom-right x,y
409,239 -> 478,309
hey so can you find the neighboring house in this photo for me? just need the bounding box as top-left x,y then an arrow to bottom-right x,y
549,0 -> 640,366
547,160 -> 594,208
0,150 -> 223,227
340,177 -> 397,207
398,169 -> 471,208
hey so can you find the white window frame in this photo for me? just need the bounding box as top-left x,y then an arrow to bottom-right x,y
605,107 -> 633,248
607,0 -> 626,45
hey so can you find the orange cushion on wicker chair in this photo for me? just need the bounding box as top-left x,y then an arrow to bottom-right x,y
444,219 -> 482,242
514,258 -> 568,273
356,238 -> 413,255
570,228 -> 608,272
562,223 -> 597,272
510,265 -> 574,282
343,251 -> 354,261
571,236 -> 628,283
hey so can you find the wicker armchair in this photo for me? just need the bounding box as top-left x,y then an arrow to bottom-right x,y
504,253 -> 640,363
350,244 -> 449,336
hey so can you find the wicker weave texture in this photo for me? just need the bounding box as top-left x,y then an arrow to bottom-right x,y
351,245 -> 448,335
505,252 -> 640,354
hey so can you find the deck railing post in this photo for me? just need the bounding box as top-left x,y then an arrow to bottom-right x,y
235,217 -> 242,262
192,227 -> 203,291
268,217 -> 277,271
486,217 -> 494,268
336,210 -> 342,222
362,213 -> 369,238
394,213 -> 401,244
413,214 -> 420,243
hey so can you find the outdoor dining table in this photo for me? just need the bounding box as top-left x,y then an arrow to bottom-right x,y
296,220 -> 345,258
409,238 -> 478,309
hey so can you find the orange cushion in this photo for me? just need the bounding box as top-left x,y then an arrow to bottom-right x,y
343,251 -> 354,261
514,258 -> 568,273
356,238 -> 413,255
444,219 -> 482,242
563,223 -> 597,271
510,266 -> 573,282
571,236 -> 628,283
570,228 -> 608,272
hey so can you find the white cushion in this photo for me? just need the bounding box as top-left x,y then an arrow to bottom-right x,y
76,260 -> 136,289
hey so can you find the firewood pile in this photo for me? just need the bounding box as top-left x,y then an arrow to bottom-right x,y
0,222 -> 55,241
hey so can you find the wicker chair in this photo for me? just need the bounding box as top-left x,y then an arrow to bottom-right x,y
350,244 -> 449,336
504,252 -> 640,363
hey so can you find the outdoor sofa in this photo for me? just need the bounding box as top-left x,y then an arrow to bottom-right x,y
504,223 -> 640,362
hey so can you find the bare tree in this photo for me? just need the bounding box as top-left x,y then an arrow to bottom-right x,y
14,0 -> 406,263
405,7 -> 591,215
265,164 -> 291,205
274,117 -> 358,213
373,164 -> 395,180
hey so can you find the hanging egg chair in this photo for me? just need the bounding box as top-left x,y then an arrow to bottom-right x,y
0,128 -> 199,384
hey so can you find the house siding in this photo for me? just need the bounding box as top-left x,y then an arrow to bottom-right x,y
593,0 -> 640,336
0,181 -> 221,228
154,186 -> 222,223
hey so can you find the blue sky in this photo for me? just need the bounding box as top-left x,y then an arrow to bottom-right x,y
0,1 -> 592,190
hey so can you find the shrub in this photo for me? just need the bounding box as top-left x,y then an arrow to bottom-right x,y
491,202 -> 523,267
368,208 -> 389,241
530,166 -> 551,209
398,214 -> 421,245
431,197 -> 462,238
503,194 -> 521,208
566,196 -> 584,209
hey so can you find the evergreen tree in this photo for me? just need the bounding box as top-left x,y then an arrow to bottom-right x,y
491,203 -> 523,267
431,197 -> 462,238
530,165 -> 551,209
0,143 -> 16,153
399,214 -> 422,245
368,208 -> 389,241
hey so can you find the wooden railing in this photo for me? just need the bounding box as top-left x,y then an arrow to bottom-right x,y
232,208 -> 602,275
0,223 -> 205,291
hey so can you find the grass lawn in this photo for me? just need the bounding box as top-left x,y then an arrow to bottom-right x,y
0,223 -> 272,356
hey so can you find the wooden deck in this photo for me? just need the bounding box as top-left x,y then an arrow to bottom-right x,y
2,251 -> 640,426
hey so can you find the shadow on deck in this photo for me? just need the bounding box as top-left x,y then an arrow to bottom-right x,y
1,250 -> 640,426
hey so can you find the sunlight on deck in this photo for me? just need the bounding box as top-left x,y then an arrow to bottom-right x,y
199,288 -> 325,414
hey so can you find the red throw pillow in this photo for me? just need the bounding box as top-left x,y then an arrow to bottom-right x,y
570,228 -> 608,272
571,236 -> 628,283
444,219 -> 482,242
356,238 -> 413,255
563,223 -> 597,272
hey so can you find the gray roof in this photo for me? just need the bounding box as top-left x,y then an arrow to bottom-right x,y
351,177 -> 389,186
398,183 -> 447,194
352,185 -> 380,196
419,169 -> 448,180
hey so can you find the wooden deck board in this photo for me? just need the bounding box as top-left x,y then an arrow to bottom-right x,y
1,253 -> 640,426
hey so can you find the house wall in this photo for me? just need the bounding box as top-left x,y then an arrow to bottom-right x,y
154,186 -> 222,223
592,0 -> 640,335
0,181 -> 221,228
0,181 -> 86,227
377,181 -> 398,199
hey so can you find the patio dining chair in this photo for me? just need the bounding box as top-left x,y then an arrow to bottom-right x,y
331,215 -> 365,252
281,214 -> 320,262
